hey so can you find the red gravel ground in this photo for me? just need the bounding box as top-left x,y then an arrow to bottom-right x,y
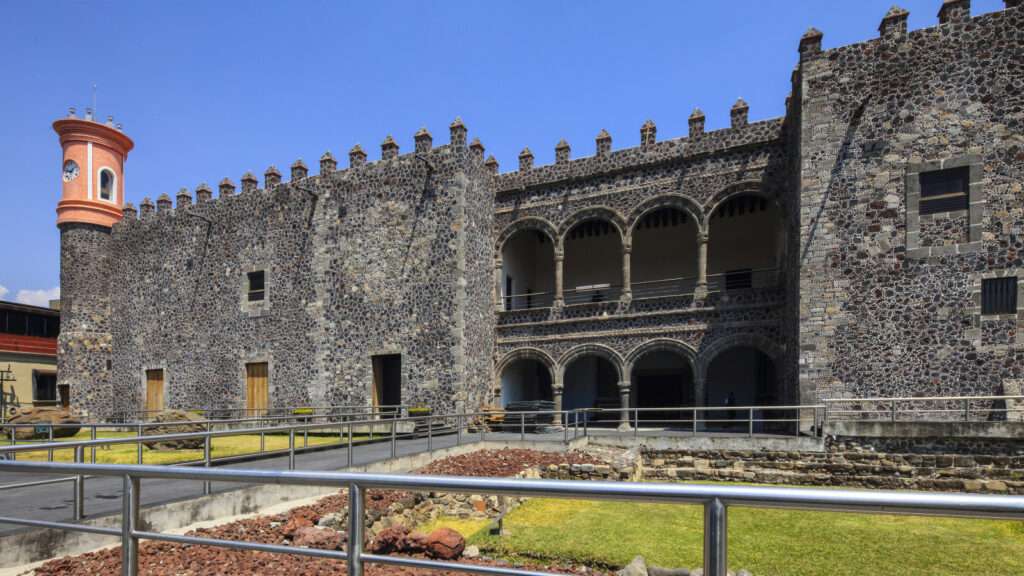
34,449 -> 607,576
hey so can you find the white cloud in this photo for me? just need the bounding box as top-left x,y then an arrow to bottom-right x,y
0,285 -> 8,300
15,287 -> 60,308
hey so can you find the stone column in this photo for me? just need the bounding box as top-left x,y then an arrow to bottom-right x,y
552,385 -> 564,427
617,381 -> 632,430
622,243 -> 632,301
494,260 -> 504,312
554,249 -> 565,307
695,230 -> 709,299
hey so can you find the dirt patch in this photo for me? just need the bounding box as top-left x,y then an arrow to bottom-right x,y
34,449 -> 609,576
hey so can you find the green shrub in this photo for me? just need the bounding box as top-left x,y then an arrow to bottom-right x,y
292,407 -> 315,416
408,406 -> 432,417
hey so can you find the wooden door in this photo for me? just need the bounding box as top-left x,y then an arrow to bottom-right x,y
246,363 -> 269,415
145,369 -> 165,412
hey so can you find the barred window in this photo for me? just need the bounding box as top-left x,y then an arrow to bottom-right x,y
981,277 -> 1017,316
919,167 -> 969,215
247,271 -> 265,302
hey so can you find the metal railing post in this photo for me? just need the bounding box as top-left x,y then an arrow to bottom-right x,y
73,446 -> 85,521
347,482 -> 365,576
288,429 -> 296,471
520,413 -> 525,442
347,423 -> 354,466
91,426 -> 97,463
693,407 -> 698,435
749,408 -> 754,437
203,435 -> 212,496
963,398 -> 970,422
634,408 -> 639,439
891,400 -> 897,422
137,423 -> 144,465
456,414 -> 462,446
121,475 -> 140,576
390,420 -> 396,458
48,425 -> 54,462
260,429 -> 265,454
584,412 -> 589,438
703,498 -> 728,576
428,416 -> 433,452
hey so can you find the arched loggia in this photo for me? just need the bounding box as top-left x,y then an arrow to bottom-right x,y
704,345 -> 781,433
706,193 -> 783,292
630,206 -> 700,298
562,217 -> 624,304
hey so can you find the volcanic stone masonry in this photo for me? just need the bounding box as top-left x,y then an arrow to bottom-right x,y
59,0 -> 1024,420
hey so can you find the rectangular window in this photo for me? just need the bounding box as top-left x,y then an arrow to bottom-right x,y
34,372 -> 57,403
919,167 -> 969,215
247,271 -> 265,302
982,277 -> 1018,316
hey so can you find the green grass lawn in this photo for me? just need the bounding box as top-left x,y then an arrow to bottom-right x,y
10,429 -> 369,464
424,497 -> 1024,576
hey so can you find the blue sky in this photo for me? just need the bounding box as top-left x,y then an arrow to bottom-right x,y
0,0 -> 1004,306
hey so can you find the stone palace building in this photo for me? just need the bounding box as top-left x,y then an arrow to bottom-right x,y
53,0 -> 1024,421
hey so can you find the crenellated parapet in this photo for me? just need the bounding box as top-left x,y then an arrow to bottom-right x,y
493,112 -> 785,194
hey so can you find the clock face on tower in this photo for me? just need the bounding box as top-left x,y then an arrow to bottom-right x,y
62,159 -> 80,182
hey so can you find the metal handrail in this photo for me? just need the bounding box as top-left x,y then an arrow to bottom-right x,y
821,395 -> 1024,424
1,459 -> 1023,576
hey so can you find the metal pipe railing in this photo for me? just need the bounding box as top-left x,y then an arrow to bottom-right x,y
1,459 -> 1023,576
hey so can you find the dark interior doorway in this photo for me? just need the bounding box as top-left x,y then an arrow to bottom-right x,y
372,354 -> 402,417
632,350 -> 694,424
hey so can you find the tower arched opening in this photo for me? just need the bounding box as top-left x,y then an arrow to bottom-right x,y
500,229 -> 555,310
563,354 -> 620,425
563,219 -> 623,304
707,194 -> 782,292
631,207 -> 699,298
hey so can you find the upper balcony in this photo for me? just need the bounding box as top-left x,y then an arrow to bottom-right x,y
495,193 -> 785,324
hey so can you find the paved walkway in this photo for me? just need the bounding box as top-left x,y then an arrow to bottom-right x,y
0,426 -> 808,536
0,430 -> 567,536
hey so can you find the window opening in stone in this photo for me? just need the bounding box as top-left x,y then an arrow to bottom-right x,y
33,371 -> 57,404
982,277 -> 1018,316
247,271 -> 265,302
372,354 -> 401,417
99,169 -> 115,201
919,167 -> 969,215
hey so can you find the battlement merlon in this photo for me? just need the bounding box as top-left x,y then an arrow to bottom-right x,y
112,135 -> 491,233
493,116 -> 784,195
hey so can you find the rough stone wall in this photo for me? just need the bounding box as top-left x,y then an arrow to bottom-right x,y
59,224 -> 115,416
69,140 -> 492,420
796,5 -> 1024,403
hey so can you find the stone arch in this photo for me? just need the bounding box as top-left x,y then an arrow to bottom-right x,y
702,180 -> 776,228
495,217 -> 559,253
495,347 -> 557,409
496,347 -> 558,379
625,338 -> 697,375
557,206 -> 627,248
697,334 -> 783,378
558,343 -> 624,384
627,194 -> 704,236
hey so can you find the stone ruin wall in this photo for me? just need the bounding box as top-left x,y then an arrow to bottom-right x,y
75,126 -> 495,419
795,2 -> 1024,404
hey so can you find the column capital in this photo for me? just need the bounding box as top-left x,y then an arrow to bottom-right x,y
698,230 -> 709,244
617,380 -> 631,390
554,249 -> 564,260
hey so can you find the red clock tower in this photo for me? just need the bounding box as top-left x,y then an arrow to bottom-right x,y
53,109 -> 133,228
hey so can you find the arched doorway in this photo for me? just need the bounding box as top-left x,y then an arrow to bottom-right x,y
563,218 -> 623,304
631,350 -> 695,425
707,194 -> 783,292
499,357 -> 553,408
704,346 -> 780,432
631,207 -> 699,298
501,228 -> 555,310
563,355 -> 620,425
